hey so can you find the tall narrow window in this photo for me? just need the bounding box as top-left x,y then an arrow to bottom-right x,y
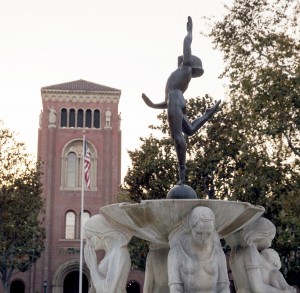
69,109 -> 75,127
81,211 -> 90,239
65,211 -> 76,239
94,110 -> 100,128
77,109 -> 84,128
61,108 -> 67,127
67,152 -> 77,187
85,109 -> 92,128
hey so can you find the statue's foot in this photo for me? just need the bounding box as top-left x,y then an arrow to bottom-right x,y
177,165 -> 187,185
176,179 -> 185,185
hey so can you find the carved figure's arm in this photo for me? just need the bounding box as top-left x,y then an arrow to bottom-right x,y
143,250 -> 154,293
244,247 -> 283,293
105,246 -> 131,293
217,248 -> 230,293
84,243 -> 109,292
182,16 -> 193,66
168,246 -> 184,293
269,271 -> 296,292
142,93 -> 167,109
169,283 -> 184,293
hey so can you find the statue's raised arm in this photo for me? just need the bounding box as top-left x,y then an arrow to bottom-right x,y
182,16 -> 193,66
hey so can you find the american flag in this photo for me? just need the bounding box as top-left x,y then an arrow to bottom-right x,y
84,141 -> 91,189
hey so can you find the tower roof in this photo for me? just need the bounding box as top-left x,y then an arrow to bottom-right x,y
41,79 -> 121,93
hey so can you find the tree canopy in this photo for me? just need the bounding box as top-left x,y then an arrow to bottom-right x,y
120,0 -> 300,276
207,0 -> 300,276
208,0 -> 300,159
0,124 -> 45,293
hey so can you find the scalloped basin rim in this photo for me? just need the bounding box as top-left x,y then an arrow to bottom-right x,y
100,199 -> 265,243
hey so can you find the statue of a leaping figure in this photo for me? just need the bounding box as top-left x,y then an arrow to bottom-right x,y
142,16 -> 221,185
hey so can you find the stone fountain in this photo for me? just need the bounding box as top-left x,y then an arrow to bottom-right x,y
83,17 -> 295,293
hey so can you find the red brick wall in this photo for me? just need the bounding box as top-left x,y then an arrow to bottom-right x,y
10,86 -> 129,293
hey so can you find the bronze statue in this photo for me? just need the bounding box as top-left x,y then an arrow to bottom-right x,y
142,16 -> 220,185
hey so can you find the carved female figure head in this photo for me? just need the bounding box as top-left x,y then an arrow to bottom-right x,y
240,217 -> 276,250
187,206 -> 215,245
84,213 -> 131,250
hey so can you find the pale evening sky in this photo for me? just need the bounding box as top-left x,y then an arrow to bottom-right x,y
0,0 -> 231,180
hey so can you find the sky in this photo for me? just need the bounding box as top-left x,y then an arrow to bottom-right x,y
0,0 -> 231,180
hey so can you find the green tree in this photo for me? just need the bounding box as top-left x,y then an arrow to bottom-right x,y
122,134 -> 177,202
0,124 -> 45,293
120,0 -> 300,274
208,0 -> 300,159
206,0 -> 300,276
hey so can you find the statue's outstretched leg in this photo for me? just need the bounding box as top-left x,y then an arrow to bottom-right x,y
182,100 -> 221,136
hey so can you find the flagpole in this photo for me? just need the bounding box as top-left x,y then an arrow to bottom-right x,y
79,133 -> 85,293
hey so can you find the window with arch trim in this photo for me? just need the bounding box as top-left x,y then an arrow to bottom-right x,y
61,108 -> 67,127
65,211 -> 76,239
67,152 -> 77,188
61,140 -> 97,190
94,109 -> 100,128
69,109 -> 76,127
85,109 -> 92,128
77,109 -> 84,127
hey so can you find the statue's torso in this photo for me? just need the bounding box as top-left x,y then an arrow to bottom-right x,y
165,65 -> 192,98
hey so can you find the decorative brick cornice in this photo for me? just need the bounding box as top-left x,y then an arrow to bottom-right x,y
41,92 -> 120,103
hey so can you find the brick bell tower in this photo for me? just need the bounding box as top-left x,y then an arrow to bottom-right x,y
34,79 -> 122,293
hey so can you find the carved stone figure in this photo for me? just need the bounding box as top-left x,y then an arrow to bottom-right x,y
168,206 -> 230,293
83,214 -> 132,293
144,243 -> 170,293
225,217 -> 294,293
105,109 -> 111,128
48,106 -> 56,127
261,248 -> 296,293
142,16 -> 220,185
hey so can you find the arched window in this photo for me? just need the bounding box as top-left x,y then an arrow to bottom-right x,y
67,152 -> 77,188
77,109 -> 84,128
69,109 -> 75,127
61,108 -> 67,127
85,109 -> 92,128
81,211 -> 90,239
94,109 -> 100,128
61,140 -> 97,190
65,211 -> 76,239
